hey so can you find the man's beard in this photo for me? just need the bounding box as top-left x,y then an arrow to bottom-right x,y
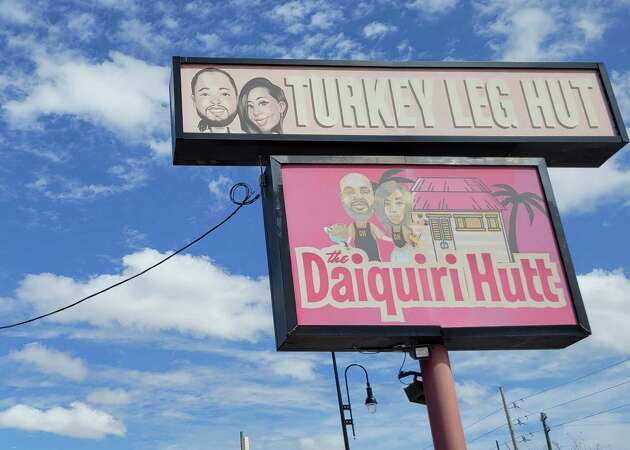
343,203 -> 373,222
196,109 -> 237,130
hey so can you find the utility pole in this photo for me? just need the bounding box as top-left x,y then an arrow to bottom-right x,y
540,412 -> 552,450
240,431 -> 250,450
499,387 -> 518,450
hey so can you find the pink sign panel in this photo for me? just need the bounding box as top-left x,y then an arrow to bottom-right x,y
282,164 -> 576,329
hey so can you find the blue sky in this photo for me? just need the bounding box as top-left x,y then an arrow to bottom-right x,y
0,0 -> 629,449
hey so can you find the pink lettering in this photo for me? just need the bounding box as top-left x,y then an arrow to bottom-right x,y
393,268 -> 420,302
498,268 -> 526,302
431,267 -> 448,301
468,253 -> 500,301
368,267 -> 397,316
331,267 -> 355,302
522,259 -> 544,302
302,252 -> 329,302
536,258 -> 559,302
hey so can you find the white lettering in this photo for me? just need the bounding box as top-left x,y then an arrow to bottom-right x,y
389,78 -> 415,128
363,78 -> 396,128
445,79 -> 473,128
570,79 -> 600,128
521,79 -> 556,128
337,76 -> 369,128
310,76 -> 339,128
408,78 -> 435,128
284,76 -> 310,127
487,79 -> 518,128
465,78 -> 492,128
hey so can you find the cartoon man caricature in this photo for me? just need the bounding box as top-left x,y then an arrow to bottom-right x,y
336,172 -> 389,262
191,68 -> 239,133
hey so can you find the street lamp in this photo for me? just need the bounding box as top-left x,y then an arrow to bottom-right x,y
331,353 -> 378,450
344,363 -> 378,429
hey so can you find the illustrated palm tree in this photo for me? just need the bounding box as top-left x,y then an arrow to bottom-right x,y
492,184 -> 548,255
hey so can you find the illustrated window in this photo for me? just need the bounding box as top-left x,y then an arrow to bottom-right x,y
454,214 -> 485,231
485,214 -> 502,231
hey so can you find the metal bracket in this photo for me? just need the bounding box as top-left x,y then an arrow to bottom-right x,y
344,419 -> 353,426
342,404 -> 351,410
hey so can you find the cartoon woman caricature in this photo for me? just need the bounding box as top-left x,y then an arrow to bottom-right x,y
237,78 -> 288,133
374,180 -> 422,263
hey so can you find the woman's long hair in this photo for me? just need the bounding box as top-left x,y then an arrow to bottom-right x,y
374,180 -> 413,233
237,78 -> 288,133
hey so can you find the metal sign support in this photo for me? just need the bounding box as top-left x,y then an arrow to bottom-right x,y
421,345 -> 467,450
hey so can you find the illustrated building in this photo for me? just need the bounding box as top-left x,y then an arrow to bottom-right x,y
410,177 -> 511,262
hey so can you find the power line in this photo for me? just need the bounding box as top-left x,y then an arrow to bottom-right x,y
470,376 -> 630,447
467,423 -> 510,444
509,377 -> 630,424
461,360 -> 628,433
0,182 -> 259,330
543,379 -> 630,413
516,358 -> 630,403
464,408 -> 504,430
552,401 -> 630,429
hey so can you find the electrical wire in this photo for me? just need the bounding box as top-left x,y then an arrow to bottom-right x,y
0,182 -> 259,330
467,422 -> 510,444
397,351 -> 410,385
542,378 -> 630,413
515,358 -> 630,403
552,401 -> 630,429
464,408 -> 504,430
508,376 -> 630,424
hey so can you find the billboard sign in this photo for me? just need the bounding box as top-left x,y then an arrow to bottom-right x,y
170,57 -> 627,167
262,156 -> 589,351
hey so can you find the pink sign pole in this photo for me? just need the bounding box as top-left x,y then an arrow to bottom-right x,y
421,345 -> 467,450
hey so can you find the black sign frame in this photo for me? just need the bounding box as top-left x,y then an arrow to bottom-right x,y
171,57 -> 627,167
262,155 -> 590,352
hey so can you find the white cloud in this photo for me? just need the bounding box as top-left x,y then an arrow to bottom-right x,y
612,70 -> 630,123
407,0 -> 458,15
575,12 -> 605,41
0,0 -> 32,25
271,0 -> 310,24
299,434 -> 344,450
269,0 -> 343,34
148,139 -> 171,158
549,150 -> 630,214
196,32 -> 221,50
26,159 -> 149,201
207,175 -> 232,202
3,50 -> 170,157
67,13 -> 96,41
362,22 -> 397,39
86,389 -> 131,406
309,10 -> 343,29
9,342 -> 87,381
499,7 -> 557,61
0,402 -> 125,439
475,1 -> 609,61
578,269 -> 630,355
95,0 -> 138,13
117,19 -> 170,53
13,249 -> 272,341
19,146 -> 70,163
456,381 -> 491,406
253,352 -> 319,381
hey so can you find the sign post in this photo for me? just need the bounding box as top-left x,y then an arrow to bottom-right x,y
421,345 -> 467,450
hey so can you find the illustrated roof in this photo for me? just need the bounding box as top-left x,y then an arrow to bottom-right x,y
411,177 -> 504,211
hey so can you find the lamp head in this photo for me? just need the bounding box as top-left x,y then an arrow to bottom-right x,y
365,384 -> 377,414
